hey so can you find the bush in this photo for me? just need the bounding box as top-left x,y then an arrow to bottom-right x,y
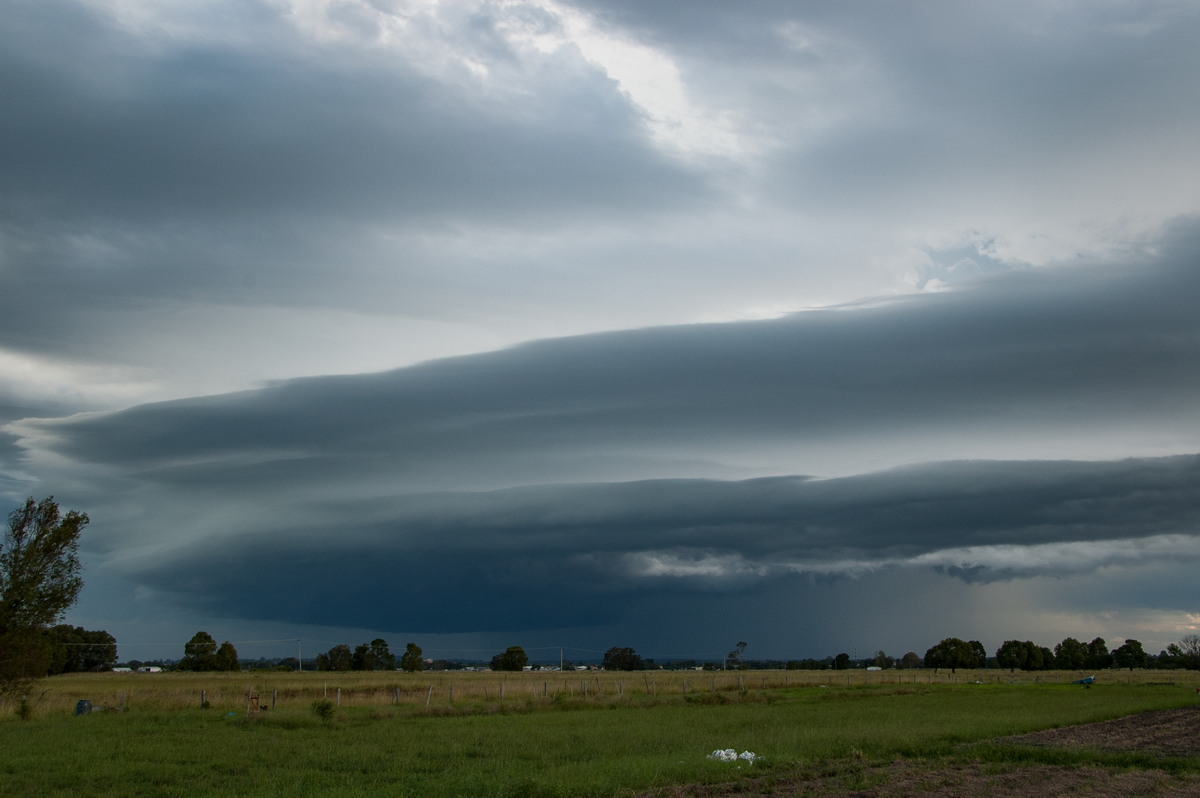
311,699 -> 336,722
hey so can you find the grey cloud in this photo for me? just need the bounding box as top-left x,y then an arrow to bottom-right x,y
5,0 -> 1200,657
30,224 -> 1200,489
114,455 -> 1200,632
12,231 -> 1198,636
1,0 -> 694,230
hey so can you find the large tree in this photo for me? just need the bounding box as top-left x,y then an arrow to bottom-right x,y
177,631 -> 220,671
1085,637 -> 1112,669
490,645 -> 528,672
1054,637 -> 1087,670
997,640 -> 1055,671
215,640 -> 240,672
924,637 -> 979,673
370,638 -> 397,671
45,625 -> 117,674
1113,639 -> 1148,670
1,497 -> 89,697
317,643 -> 353,671
400,642 -> 423,673
602,646 -> 643,671
1165,635 -> 1200,670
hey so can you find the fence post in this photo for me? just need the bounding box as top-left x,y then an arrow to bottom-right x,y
425,685 -> 433,709
201,689 -> 206,709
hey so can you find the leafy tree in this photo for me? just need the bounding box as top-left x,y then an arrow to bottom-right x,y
45,625 -> 117,674
177,631 -> 220,671
602,646 -> 643,671
317,644 -> 352,671
1,497 -> 89,698
996,640 -> 1051,671
490,645 -> 528,671
351,643 -> 376,671
1113,639 -> 1148,670
899,651 -> 923,669
727,641 -> 748,670
370,638 -> 396,671
871,650 -> 893,669
1085,637 -> 1112,669
215,640 -> 240,672
400,642 -> 423,672
1054,637 -> 1087,670
833,652 -> 851,670
969,640 -> 988,668
924,637 -> 978,673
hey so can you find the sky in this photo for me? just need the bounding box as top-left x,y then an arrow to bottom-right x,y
2,0 -> 1199,665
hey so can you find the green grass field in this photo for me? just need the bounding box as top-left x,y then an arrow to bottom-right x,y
2,670 -> 1197,797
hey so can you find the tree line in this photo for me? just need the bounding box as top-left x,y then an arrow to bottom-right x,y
4,495 -> 1199,714
918,635 -> 1200,673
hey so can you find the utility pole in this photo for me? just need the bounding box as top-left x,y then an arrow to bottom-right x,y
297,639 -> 302,672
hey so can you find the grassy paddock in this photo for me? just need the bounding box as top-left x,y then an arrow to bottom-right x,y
1,671 -> 1197,797
14,667 -> 1199,717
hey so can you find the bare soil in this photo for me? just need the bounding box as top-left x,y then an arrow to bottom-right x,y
635,706 -> 1200,797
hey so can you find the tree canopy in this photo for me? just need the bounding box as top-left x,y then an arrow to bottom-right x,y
178,631 -> 239,671
1,497 -> 89,696
45,625 -> 117,674
602,646 -> 642,671
400,642 -> 424,673
490,645 -> 528,671
924,637 -> 981,672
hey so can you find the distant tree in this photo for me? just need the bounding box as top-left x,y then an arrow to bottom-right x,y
490,645 -> 528,672
177,632 -> 220,671
1,497 -> 89,699
1054,637 -> 1087,670
216,641 -> 240,671
399,642 -> 423,672
872,650 -> 893,669
968,641 -> 988,668
317,644 -> 352,671
602,647 -> 643,671
1085,637 -> 1112,669
833,652 -> 851,670
996,640 -> 1051,671
45,625 -> 117,674
1169,635 -> 1200,669
727,641 -> 748,670
351,643 -> 375,671
924,638 -> 978,673
899,651 -> 923,669
1113,639 -> 1148,671
370,638 -> 396,670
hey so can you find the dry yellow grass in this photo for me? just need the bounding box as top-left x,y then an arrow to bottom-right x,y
14,667 -> 1198,718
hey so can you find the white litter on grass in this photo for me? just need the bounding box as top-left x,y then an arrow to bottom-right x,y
707,749 -> 757,763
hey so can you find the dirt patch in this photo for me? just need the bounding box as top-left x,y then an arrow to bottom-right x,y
997,706 -> 1200,758
642,760 -> 1200,797
634,707 -> 1200,798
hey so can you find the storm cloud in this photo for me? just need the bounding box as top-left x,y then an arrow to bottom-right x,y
3,0 -> 1199,659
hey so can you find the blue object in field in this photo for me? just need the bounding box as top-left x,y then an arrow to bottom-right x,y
1071,675 -> 1095,687
75,700 -> 93,715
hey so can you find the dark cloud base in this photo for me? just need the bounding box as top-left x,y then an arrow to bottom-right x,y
124,455 -> 1200,633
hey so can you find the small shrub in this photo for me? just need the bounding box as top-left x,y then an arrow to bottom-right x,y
16,697 -> 34,721
311,699 -> 336,722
